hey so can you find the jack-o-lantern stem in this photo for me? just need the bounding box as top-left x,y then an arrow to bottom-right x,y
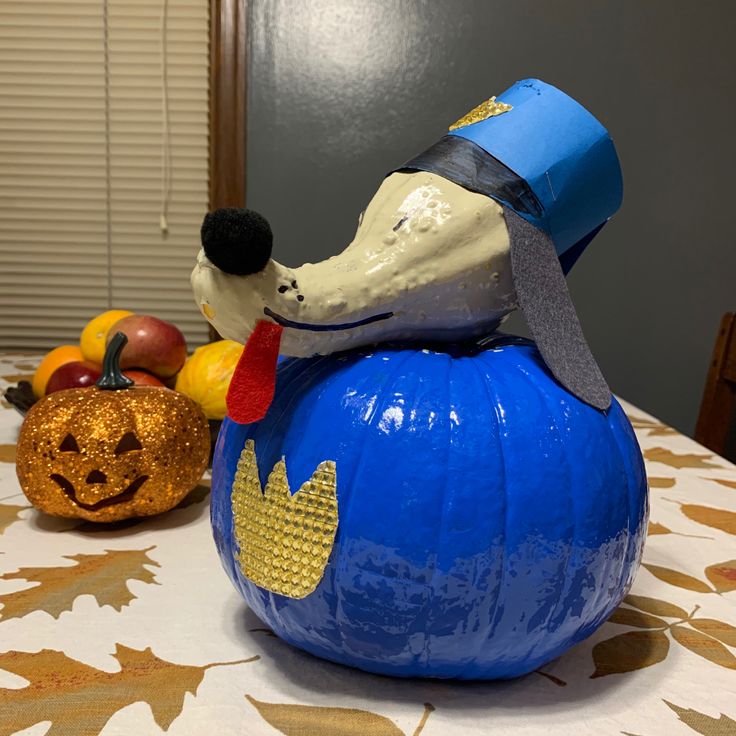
96,332 -> 134,390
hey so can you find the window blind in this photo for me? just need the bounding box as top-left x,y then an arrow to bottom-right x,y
0,0 -> 210,350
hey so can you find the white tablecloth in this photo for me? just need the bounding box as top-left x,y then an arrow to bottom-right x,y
1,352 -> 734,735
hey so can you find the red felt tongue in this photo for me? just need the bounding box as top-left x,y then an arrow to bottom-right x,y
226,320 -> 283,424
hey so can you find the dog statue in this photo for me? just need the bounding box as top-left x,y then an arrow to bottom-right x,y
191,79 -> 623,423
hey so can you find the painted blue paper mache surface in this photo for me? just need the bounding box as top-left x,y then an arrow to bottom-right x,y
193,78 -> 648,680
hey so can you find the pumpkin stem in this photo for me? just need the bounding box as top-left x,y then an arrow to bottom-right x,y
96,331 -> 134,390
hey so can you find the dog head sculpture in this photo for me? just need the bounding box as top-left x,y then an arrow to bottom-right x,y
192,79 -> 623,423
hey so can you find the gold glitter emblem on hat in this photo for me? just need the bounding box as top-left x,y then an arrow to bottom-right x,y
449,96 -> 513,131
232,439 -> 337,599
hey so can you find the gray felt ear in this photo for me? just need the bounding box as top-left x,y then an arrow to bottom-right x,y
502,207 -> 612,411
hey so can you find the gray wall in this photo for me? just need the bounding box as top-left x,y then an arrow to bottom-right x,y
246,0 -> 735,436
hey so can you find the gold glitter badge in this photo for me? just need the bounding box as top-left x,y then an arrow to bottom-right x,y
232,440 -> 337,599
449,96 -> 513,131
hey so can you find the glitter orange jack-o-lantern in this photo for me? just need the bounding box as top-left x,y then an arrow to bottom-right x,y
16,333 -> 210,522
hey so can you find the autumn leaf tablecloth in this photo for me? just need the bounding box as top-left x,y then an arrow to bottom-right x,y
0,352 -> 734,736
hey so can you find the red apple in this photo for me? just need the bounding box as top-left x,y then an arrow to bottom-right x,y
123,369 -> 166,388
107,314 -> 187,379
46,361 -> 101,394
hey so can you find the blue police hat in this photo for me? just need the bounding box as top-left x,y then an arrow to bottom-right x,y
399,78 -> 622,272
393,79 -> 622,411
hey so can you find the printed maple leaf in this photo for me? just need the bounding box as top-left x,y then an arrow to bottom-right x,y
642,564 -> 713,593
620,700 -> 736,736
648,477 -> 676,489
0,644 -> 259,735
627,415 -> 678,437
0,502 -> 26,534
0,373 -> 33,384
643,559 -> 736,594
703,477 -> 736,490
647,521 -> 710,539
0,444 -> 16,463
0,547 -> 160,621
643,447 -> 722,470
658,496 -> 736,535
592,594 -> 736,677
675,502 -> 736,535
247,696 -> 435,736
663,700 -> 736,735
705,560 -> 736,593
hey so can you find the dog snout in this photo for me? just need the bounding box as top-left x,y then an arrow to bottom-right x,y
200,208 -> 273,276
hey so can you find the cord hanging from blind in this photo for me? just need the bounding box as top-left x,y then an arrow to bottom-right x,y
103,0 -> 113,305
159,0 -> 171,234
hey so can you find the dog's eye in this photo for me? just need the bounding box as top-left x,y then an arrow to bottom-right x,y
392,215 -> 408,232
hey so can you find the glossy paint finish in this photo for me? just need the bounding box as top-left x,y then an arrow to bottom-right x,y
211,340 -> 648,679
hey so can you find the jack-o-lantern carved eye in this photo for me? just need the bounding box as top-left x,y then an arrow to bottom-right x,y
59,433 -> 80,453
114,431 -> 142,455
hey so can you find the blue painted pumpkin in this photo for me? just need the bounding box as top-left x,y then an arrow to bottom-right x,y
211,339 -> 648,679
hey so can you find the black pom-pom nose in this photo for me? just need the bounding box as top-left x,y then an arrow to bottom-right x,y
200,208 -> 273,275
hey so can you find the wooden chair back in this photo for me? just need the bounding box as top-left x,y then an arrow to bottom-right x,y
695,313 -> 736,459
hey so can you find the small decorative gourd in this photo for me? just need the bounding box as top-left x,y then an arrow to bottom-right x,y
175,339 -> 244,420
17,333 -> 210,522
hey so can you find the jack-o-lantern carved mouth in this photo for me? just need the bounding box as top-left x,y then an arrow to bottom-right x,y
49,473 -> 149,511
